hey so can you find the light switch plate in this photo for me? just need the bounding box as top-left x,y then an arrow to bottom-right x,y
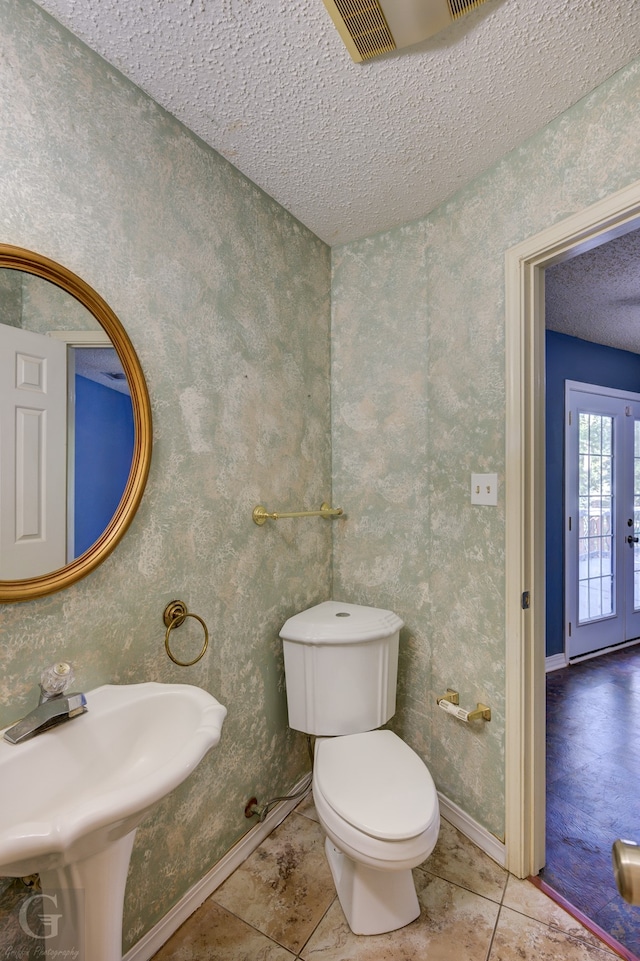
471,473 -> 498,506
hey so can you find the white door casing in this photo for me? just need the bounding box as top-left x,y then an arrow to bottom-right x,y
48,328 -> 111,563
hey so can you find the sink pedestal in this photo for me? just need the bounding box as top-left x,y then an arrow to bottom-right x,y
0,683 -> 227,961
38,831 -> 137,961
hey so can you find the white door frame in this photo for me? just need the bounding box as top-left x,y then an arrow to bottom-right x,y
504,179 -> 640,878
48,329 -> 111,561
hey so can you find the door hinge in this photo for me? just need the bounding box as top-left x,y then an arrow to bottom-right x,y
521,591 -> 530,610
568,622 -> 572,637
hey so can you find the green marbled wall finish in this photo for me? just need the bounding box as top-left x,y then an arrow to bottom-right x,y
0,271 -> 98,332
0,0 -> 330,951
4,0 -> 640,949
20,274 -> 100,333
0,272 -> 21,328
331,58 -> 640,839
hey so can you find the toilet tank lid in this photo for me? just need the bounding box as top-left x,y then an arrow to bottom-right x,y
280,601 -> 403,645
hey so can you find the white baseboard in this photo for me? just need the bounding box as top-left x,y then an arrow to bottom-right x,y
568,636 -> 640,664
545,652 -> 567,673
123,774 -> 312,961
548,636 -> 640,671
437,792 -> 506,868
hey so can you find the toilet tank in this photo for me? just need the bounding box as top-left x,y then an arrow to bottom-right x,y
279,600 -> 404,736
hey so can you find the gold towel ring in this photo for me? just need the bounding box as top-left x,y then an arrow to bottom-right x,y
163,600 -> 209,666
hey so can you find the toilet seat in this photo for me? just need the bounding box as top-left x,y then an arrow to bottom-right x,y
314,730 -> 438,840
312,730 -> 440,871
313,776 -> 439,870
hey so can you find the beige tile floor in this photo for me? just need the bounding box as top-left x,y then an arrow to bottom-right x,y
152,795 -> 624,961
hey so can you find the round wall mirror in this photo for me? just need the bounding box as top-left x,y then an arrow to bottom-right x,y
0,244 -> 152,602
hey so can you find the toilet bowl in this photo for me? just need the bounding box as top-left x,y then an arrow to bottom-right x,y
280,600 -> 441,935
312,730 -> 440,934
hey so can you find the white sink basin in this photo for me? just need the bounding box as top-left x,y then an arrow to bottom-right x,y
0,682 -> 226,960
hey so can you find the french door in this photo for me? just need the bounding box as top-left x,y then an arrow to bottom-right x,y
565,381 -> 640,659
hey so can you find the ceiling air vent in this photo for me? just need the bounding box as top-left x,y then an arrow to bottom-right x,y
322,1 -> 396,61
448,0 -> 488,17
322,0 -> 490,62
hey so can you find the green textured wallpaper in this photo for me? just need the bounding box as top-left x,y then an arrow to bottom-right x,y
0,0 -> 330,951
2,0 -> 640,954
331,60 -> 640,836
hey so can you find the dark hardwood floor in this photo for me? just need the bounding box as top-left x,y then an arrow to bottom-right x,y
541,645 -> 640,957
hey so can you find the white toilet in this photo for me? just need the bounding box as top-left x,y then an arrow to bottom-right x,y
280,600 -> 439,935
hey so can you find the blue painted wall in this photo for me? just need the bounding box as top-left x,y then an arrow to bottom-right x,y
75,375 -> 134,557
545,330 -> 640,657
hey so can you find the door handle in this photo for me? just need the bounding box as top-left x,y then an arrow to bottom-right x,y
627,535 -> 639,544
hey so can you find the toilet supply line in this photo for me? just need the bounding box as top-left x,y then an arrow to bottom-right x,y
245,737 -> 314,822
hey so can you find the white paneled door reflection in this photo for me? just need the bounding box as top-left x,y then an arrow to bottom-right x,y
0,324 -> 66,578
565,381 -> 640,659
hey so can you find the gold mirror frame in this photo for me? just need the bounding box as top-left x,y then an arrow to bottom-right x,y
0,244 -> 152,602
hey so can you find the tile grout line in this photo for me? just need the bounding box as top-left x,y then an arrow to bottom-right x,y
483,870 -> 510,961
208,897 -> 303,957
296,894 -> 337,959
484,903 -> 504,961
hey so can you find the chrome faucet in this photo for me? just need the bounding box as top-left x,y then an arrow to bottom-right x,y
3,662 -> 87,745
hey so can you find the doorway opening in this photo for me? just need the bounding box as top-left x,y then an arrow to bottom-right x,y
505,182 -> 640,954
504,179 -> 640,884
543,360 -> 640,954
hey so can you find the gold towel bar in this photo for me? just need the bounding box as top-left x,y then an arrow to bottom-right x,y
437,689 -> 491,723
252,502 -> 343,526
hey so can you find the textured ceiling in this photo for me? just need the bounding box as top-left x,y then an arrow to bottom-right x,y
32,0 -> 640,246
75,347 -> 131,395
30,0 -> 640,351
547,226 -> 640,355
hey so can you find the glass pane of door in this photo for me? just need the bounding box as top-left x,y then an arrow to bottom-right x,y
578,412 -> 614,623
566,383 -> 625,659
634,419 -> 640,611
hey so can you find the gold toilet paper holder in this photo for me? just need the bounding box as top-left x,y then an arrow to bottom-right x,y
437,689 -> 491,722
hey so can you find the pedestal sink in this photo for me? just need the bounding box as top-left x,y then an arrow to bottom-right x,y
0,682 -> 227,961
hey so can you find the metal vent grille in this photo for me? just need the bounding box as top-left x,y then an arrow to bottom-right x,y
324,0 -> 492,62
325,0 -> 396,61
447,0 -> 489,20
